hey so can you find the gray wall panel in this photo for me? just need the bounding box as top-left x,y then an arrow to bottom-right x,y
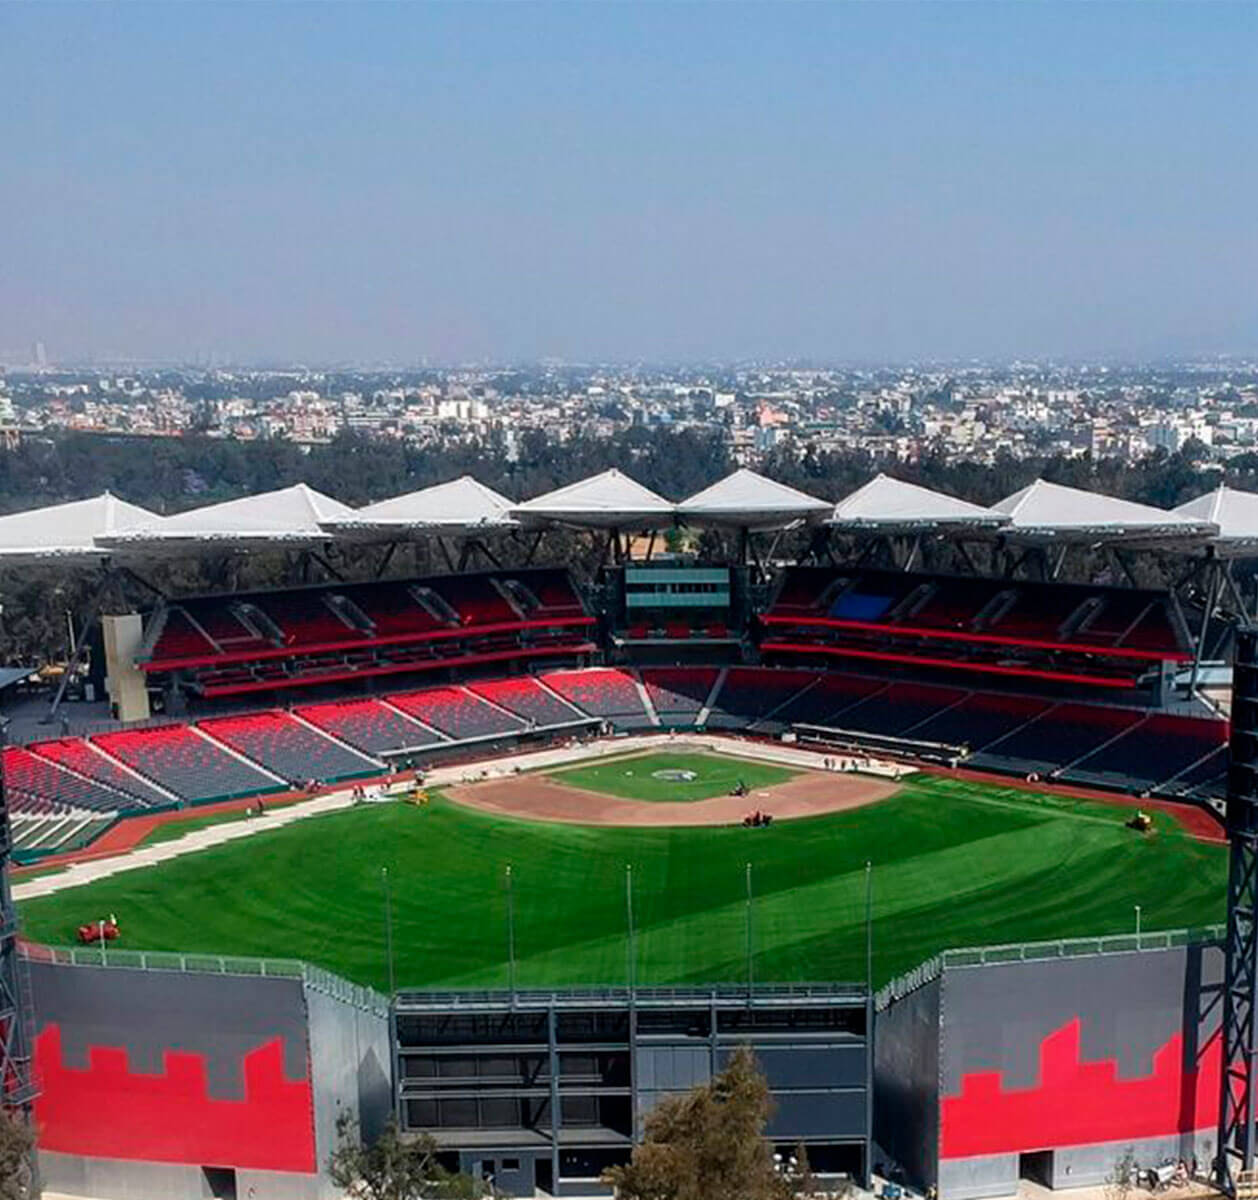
304,984 -> 391,1197
874,976 -> 940,1191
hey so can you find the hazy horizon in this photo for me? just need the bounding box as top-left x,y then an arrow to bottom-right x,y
2,2 -> 1255,365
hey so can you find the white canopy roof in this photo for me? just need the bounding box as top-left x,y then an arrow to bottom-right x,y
828,474 -> 1008,535
676,468 -> 831,532
0,492 -> 157,566
1175,484 -> 1258,557
96,483 -> 353,553
512,469 -> 675,531
993,479 -> 1217,548
321,475 -> 516,540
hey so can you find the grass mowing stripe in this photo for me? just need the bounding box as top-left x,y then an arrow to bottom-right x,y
16,772 -> 1225,991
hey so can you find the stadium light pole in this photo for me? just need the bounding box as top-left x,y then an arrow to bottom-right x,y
625,864 -> 636,997
865,861 -> 873,988
381,867 -> 395,996
506,865 -> 517,1001
746,862 -> 754,997
865,860 -> 874,1191
1135,904 -> 1142,939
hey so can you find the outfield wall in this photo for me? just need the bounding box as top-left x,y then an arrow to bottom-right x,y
27,957 -> 390,1200
875,938 -> 1223,1200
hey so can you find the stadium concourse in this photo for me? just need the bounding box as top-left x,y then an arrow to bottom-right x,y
0,466 -> 1251,1200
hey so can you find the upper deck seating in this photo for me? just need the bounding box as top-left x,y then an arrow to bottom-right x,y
141,571 -> 595,697
342,581 -> 447,636
706,668 -> 818,731
970,703 -> 1145,776
763,567 -> 1187,690
296,698 -> 448,754
93,725 -> 281,803
466,677 -> 587,728
538,669 -> 651,727
1064,713 -> 1229,790
641,668 -> 720,723
2,747 -> 134,813
198,712 -> 379,784
388,686 -> 526,741
523,570 -> 586,615
431,576 -> 519,626
29,738 -> 171,807
257,592 -> 358,647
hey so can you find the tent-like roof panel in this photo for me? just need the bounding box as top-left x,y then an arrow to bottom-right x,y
1175,484 -> 1258,556
321,476 -> 516,540
828,474 -> 1008,535
96,484 -> 354,553
0,492 -> 157,566
993,479 -> 1217,547
512,469 -> 675,530
677,469 -> 831,531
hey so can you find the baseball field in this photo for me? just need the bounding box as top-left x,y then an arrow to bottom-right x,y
16,751 -> 1227,992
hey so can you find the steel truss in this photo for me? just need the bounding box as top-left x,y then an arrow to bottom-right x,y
1219,627 -> 1258,1193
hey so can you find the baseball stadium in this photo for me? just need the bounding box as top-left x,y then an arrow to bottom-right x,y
0,468 -> 1254,1200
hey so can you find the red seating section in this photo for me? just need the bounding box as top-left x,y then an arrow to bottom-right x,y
466,677 -> 588,727
2,747 -> 134,814
140,569 -> 594,698
764,567 -> 1188,690
92,725 -> 280,804
537,669 -> 650,724
197,712 -> 378,785
641,668 -> 719,720
29,738 -> 170,807
296,698 -> 446,754
388,687 -> 526,741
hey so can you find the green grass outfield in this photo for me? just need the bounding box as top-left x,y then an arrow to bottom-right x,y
17,773 -> 1226,992
549,751 -> 796,802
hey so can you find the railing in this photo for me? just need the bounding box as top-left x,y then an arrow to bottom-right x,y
394,981 -> 868,1009
875,924 -> 1225,1011
20,944 -> 389,1017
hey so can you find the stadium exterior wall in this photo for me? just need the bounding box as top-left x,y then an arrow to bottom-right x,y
875,940 -> 1223,1200
26,956 -> 390,1200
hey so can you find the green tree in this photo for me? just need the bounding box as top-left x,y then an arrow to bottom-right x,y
327,1113 -> 501,1200
603,1044 -> 791,1200
0,1106 -> 35,1200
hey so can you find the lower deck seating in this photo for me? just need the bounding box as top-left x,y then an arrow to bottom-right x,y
1064,713 -> 1229,790
388,687 -> 526,741
769,672 -> 888,727
92,725 -> 282,804
907,692 -> 1053,751
538,669 -> 652,727
10,811 -> 114,858
822,682 -> 970,739
29,737 -> 172,807
1165,745 -> 1229,799
198,712 -> 380,784
466,677 -> 588,728
2,747 -> 134,814
296,698 -> 448,754
971,703 -> 1146,776
706,668 -> 818,730
641,668 -> 720,723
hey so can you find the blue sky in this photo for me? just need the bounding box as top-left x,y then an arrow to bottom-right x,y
1,2 -> 1254,364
